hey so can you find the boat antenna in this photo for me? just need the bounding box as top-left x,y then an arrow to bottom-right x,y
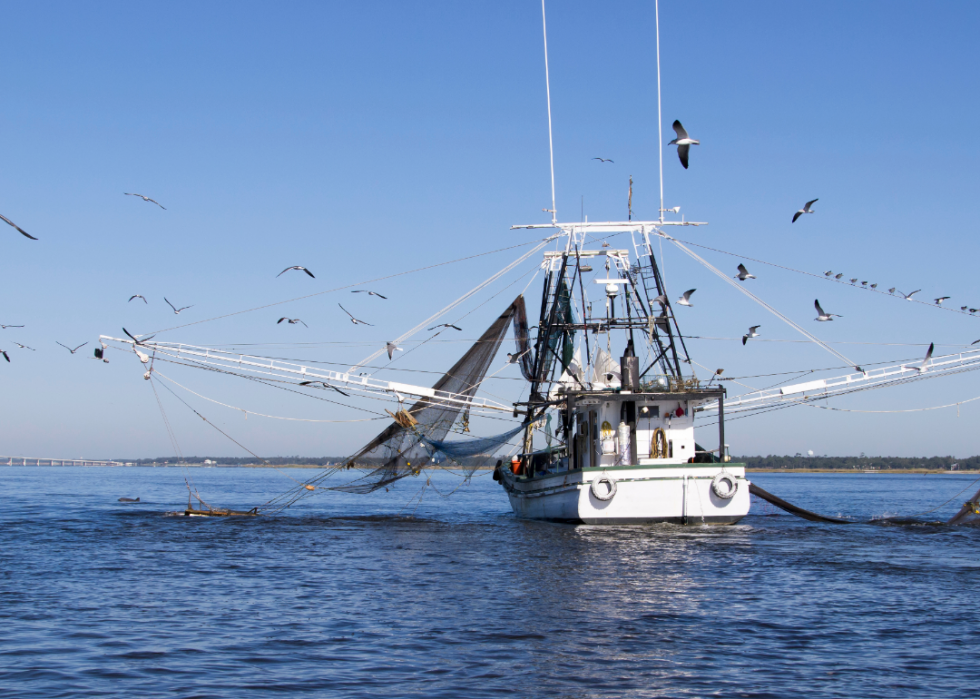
541,0 -> 557,226
656,0 -> 665,223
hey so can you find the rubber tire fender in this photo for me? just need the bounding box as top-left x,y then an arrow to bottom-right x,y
590,475 -> 617,501
711,472 -> 738,500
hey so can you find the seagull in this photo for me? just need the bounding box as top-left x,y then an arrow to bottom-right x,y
128,294 -> 147,304
742,325 -> 761,345
428,323 -> 462,331
870,283 -> 878,291
592,157 -> 614,163
1,324 -> 24,329
507,349 -> 530,364
0,213 -> 38,240
849,278 -> 858,284
861,281 -> 868,287
668,120 -> 699,169
165,298 -> 193,314
972,339 -> 980,345
735,264 -> 756,281
124,193 -> 166,209
123,328 -> 155,345
277,266 -> 315,279
899,289 -> 921,301
906,343 -> 934,373
961,306 -> 969,311
971,309 -> 979,314
824,271 -> 833,276
299,380 -> 350,397
352,290 -> 387,299
677,289 -> 696,307
13,342 -> 34,351
277,317 -> 308,327
0,350 -> 8,363
834,273 -> 844,280
56,341 -> 88,354
339,304 -> 373,326
888,287 -> 896,294
385,341 -> 403,360
651,294 -> 668,307
792,199 -> 818,223
935,297 -> 950,306
814,299 -> 842,321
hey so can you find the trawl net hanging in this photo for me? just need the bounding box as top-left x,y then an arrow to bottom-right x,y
330,296 -> 527,494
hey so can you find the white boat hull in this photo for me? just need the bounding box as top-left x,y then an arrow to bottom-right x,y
498,463 -> 750,524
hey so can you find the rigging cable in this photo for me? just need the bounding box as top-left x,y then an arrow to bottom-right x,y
666,235 -> 864,371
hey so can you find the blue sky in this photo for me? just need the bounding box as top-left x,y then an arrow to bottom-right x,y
3,1 -> 980,459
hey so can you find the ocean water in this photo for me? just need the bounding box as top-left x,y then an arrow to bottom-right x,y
0,466 -> 977,698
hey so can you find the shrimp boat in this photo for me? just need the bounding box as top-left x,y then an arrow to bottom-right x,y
493,219 -> 749,524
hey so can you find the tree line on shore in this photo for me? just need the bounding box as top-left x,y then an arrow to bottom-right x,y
737,455 -> 977,470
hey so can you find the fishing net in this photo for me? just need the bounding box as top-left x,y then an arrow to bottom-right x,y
328,296 -> 528,494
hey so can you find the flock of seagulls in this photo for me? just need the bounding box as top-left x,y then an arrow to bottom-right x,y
820,269 -> 973,309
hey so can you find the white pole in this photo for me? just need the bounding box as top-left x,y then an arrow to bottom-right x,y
656,0 -> 664,223
542,0 -> 557,226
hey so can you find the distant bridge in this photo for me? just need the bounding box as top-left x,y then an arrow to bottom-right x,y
0,455 -> 125,467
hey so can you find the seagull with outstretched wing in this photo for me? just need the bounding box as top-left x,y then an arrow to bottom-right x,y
339,304 -> 373,326
677,289 -> 696,307
56,341 -> 89,354
814,299 -> 842,321
385,341 -> 403,360
352,290 -> 386,299
299,381 -> 350,397
792,199 -> 818,223
668,120 -> 699,169
129,294 -> 147,304
906,343 -> 934,373
13,342 -> 34,351
742,325 -> 761,345
165,298 -> 193,314
428,323 -> 462,331
899,289 -> 921,301
592,157 -> 614,163
277,266 -> 315,279
123,328 -> 155,346
124,193 -> 166,209
735,264 -> 755,281
277,317 -> 308,327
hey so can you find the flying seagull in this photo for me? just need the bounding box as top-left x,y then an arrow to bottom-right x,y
0,350 -> 8,363
899,289 -> 921,301
668,120 -> 699,169
507,349 -> 529,364
592,157 -> 614,163
128,294 -> 147,304
56,341 -> 89,354
123,328 -> 155,345
13,342 -> 34,351
165,298 -> 193,314
0,213 -> 38,240
339,304 -> 373,326
299,380 -> 350,397
651,294 -> 668,307
972,339 -> 980,345
935,297 -> 950,306
124,193 -> 166,209
735,264 -> 756,281
814,299 -> 842,321
428,323 -> 462,331
1,324 -> 24,329
792,199 -> 818,223
277,317 -> 308,327
352,290 -> 387,299
742,325 -> 761,345
677,289 -> 696,307
385,341 -> 403,360
277,266 -> 315,279
906,343 -> 934,373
